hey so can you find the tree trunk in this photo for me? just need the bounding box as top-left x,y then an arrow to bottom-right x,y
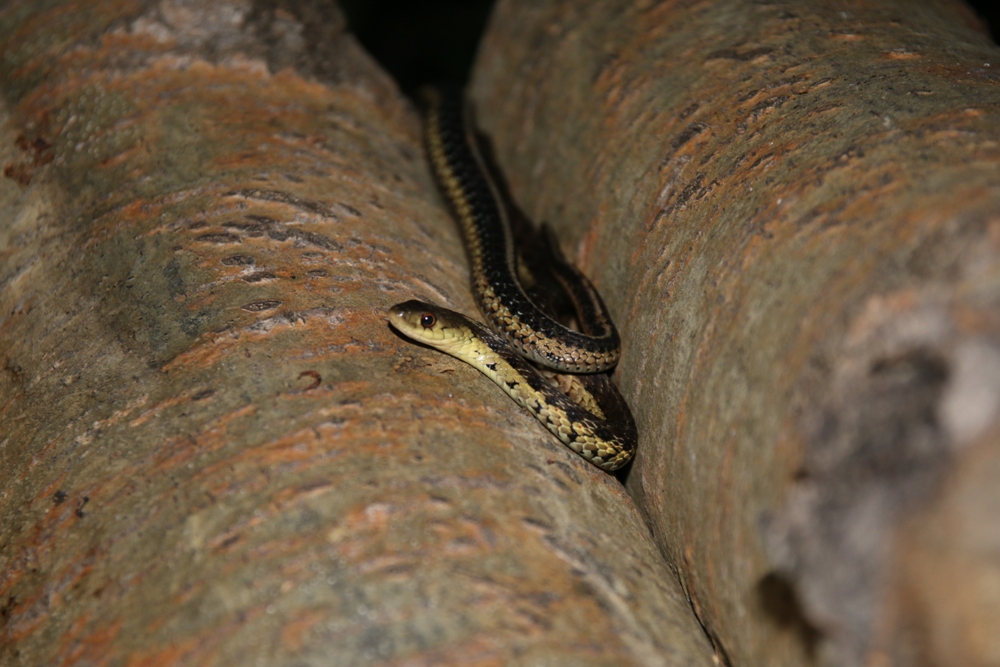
0,1 -> 713,666
472,1 -> 1000,665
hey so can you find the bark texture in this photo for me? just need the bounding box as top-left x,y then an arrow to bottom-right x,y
0,1 -> 714,666
472,1 -> 1000,665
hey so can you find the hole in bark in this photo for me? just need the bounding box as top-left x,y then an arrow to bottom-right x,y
868,348 -> 949,385
757,572 -> 823,658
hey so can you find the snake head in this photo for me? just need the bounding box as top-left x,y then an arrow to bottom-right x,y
387,300 -> 468,346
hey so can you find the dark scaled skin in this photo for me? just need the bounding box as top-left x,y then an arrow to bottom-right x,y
422,87 -> 621,374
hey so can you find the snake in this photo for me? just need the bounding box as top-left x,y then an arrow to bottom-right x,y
386,87 -> 636,472
420,86 -> 620,374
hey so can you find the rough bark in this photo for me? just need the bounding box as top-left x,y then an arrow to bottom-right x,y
472,1 -> 1000,665
0,1 -> 715,666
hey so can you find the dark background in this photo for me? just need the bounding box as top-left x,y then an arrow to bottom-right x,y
340,0 -> 1000,93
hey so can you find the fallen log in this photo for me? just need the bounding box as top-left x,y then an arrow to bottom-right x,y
0,1 -> 715,665
472,1 -> 1000,664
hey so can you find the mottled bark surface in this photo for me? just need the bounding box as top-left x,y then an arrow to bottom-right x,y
0,1 -> 714,666
472,1 -> 1000,665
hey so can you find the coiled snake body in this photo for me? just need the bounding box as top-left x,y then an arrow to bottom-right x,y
388,87 -> 636,472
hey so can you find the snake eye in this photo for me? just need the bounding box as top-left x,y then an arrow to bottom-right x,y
419,313 -> 436,328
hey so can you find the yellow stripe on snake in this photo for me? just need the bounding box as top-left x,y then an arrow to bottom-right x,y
388,87 -> 636,472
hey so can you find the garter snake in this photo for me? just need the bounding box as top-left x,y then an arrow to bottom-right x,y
387,87 -> 636,471
421,86 -> 620,374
